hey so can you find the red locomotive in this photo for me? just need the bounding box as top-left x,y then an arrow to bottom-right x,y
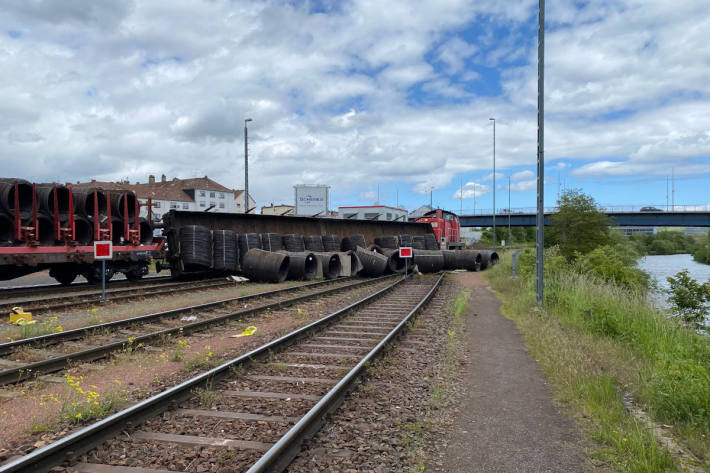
415,209 -> 463,249
0,179 -> 163,285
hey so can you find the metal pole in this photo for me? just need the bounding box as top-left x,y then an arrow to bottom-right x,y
244,118 -> 252,214
508,175 -> 511,245
430,188 -> 433,209
536,0 -> 545,306
460,177 -> 463,215
473,183 -> 476,214
101,260 -> 106,302
489,118 -> 496,250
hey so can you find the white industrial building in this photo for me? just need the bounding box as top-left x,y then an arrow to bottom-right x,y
338,205 -> 408,221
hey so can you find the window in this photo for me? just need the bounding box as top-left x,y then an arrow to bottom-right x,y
154,202 -> 161,208
219,202 -> 225,209
386,213 -> 392,220
182,203 -> 189,210
199,191 -> 205,197
210,192 -> 215,198
236,203 -> 241,208
364,212 -> 380,220
170,202 -> 178,209
218,193 -> 224,199
199,202 -> 206,208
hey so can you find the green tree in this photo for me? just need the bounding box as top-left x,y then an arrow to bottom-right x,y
548,189 -> 611,260
666,270 -> 710,330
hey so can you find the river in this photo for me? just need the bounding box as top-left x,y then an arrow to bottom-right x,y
636,254 -> 710,308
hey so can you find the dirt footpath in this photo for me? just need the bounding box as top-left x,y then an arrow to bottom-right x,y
441,272 -> 597,473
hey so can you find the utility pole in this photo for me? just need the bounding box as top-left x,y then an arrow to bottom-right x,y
508,175 -> 512,246
536,0 -> 545,306
489,117 -> 496,250
473,183 -> 477,214
672,168 -> 675,210
460,177 -> 463,215
244,118 -> 253,214
430,187 -> 433,209
666,176 -> 669,211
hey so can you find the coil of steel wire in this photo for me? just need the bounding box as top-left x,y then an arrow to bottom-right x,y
442,249 -> 458,270
282,233 -> 305,252
312,251 -> 341,279
413,249 -> 444,273
179,225 -> 212,271
354,246 -> 388,276
260,233 -> 283,252
278,250 -> 318,280
0,213 -> 12,246
412,235 -> 426,250
424,233 -> 440,250
139,218 -> 153,244
322,234 -> 341,252
341,234 -> 367,251
456,250 -> 481,271
238,233 -> 262,266
0,179 -> 35,222
304,235 -> 325,252
374,235 -> 399,249
242,248 -> 290,283
212,229 -> 238,272
36,184 -> 71,217
398,234 -> 413,248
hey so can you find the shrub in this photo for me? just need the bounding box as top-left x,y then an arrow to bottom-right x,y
578,246 -> 649,292
666,270 -> 710,330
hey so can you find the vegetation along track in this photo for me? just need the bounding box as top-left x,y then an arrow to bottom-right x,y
0,273 -> 442,473
0,278 -> 234,314
0,275 -> 397,385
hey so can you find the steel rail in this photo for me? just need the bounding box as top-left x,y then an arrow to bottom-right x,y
0,274 -> 412,473
0,275 -> 396,385
0,278 -> 232,313
0,275 -> 171,297
247,272 -> 444,473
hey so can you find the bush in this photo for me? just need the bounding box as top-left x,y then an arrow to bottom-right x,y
666,269 -> 710,330
578,246 -> 649,292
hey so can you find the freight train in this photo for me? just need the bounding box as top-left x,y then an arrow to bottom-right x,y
0,179 -> 162,284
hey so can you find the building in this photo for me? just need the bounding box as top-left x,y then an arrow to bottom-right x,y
408,205 -> 433,220
294,184 -> 330,216
261,204 -> 295,216
615,226 -> 657,236
234,190 -> 257,214
74,174 -> 250,222
337,205 -> 408,221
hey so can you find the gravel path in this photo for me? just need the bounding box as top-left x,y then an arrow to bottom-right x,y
439,272 -> 598,473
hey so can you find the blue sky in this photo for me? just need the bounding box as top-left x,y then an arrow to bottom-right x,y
1,0 -> 708,214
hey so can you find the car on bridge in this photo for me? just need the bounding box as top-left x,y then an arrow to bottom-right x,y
640,206 -> 663,212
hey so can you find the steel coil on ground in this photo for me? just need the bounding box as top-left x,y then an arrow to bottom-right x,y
412,235 -> 426,250
374,235 -> 399,249
283,233 -> 305,252
479,250 -> 499,269
212,229 -> 238,272
238,233 -> 262,266
304,235 -> 324,252
354,246 -> 388,277
260,233 -> 283,252
277,251 -> 317,280
180,225 -> 212,271
312,252 -> 341,279
378,247 -> 406,273
424,233 -> 440,250
341,234 -> 366,251
0,179 -> 35,221
456,250 -> 481,271
413,249 -> 444,273
242,249 -> 289,283
441,249 -> 458,270
398,234 -> 413,248
322,235 -> 340,252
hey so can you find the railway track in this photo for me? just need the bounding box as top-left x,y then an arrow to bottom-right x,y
0,277 -> 235,314
0,273 -> 442,473
0,275 -> 172,298
0,275 -> 397,385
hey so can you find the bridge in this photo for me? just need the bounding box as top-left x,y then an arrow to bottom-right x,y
459,209 -> 710,228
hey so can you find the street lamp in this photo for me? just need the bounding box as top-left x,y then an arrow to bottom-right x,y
244,118 -> 253,214
489,117 -> 496,250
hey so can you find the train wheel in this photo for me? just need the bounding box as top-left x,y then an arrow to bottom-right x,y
125,270 -> 143,282
50,267 -> 78,286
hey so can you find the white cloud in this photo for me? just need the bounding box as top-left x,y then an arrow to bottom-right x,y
451,181 -> 490,199
512,170 -> 534,181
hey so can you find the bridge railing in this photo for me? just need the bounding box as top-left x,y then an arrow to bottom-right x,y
453,204 -> 710,215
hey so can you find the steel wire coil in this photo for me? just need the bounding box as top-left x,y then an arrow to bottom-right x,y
109,217 -> 123,244
341,234 -> 366,251
354,246 -> 388,276
0,213 -> 13,246
479,250 -> 499,269
412,235 -> 426,250
260,233 -> 283,252
35,214 -> 55,246
139,218 -> 153,244
374,235 -> 399,249
70,216 -> 93,245
424,233 -> 440,250
109,191 -> 137,219
36,184 -> 71,216
283,233 -> 305,252
322,234 -> 340,252
312,252 -> 341,279
212,229 -> 238,272
373,246 -> 406,273
179,225 -> 212,271
304,235 -> 324,252
441,250 -> 457,270
238,233 -> 262,266
398,234 -> 413,247
73,188 -> 108,218
278,251 -> 317,280
455,250 -> 481,271
0,179 -> 35,221
242,248 -> 290,283
413,249 -> 444,273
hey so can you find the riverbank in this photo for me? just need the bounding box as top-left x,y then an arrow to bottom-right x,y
636,254 -> 710,308
486,252 -> 710,472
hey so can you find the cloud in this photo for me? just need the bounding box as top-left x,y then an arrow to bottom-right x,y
508,179 -> 536,192
512,170 -> 534,181
359,190 -> 377,201
451,181 -> 490,199
482,172 -> 504,182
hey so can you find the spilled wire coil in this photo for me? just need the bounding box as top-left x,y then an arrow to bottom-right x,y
212,229 -> 238,272
355,246 -> 388,277
260,233 -> 283,252
242,249 -> 290,283
180,225 -> 212,271
341,234 -> 366,251
283,234 -> 305,252
398,234 -> 413,248
304,235 -> 324,252
424,233 -> 439,250
238,233 -> 262,266
413,249 -> 444,273
322,235 -> 340,252
412,235 -> 426,250
312,252 -> 341,280
455,250 -> 481,271
278,251 -> 317,280
479,250 -> 499,269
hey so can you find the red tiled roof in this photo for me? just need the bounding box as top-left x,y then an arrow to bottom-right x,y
73,176 -> 238,203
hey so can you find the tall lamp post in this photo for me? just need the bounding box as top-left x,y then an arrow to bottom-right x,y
244,118 -> 253,213
489,117 -> 496,250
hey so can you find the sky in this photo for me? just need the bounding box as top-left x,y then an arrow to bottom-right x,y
1,0 -> 709,214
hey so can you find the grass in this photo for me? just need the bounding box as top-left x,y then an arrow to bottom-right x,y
487,252 -> 710,472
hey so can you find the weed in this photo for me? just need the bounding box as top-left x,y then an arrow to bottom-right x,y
193,380 -> 217,408
60,374 -> 128,424
184,345 -> 216,371
8,317 -> 64,341
172,339 -> 190,361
